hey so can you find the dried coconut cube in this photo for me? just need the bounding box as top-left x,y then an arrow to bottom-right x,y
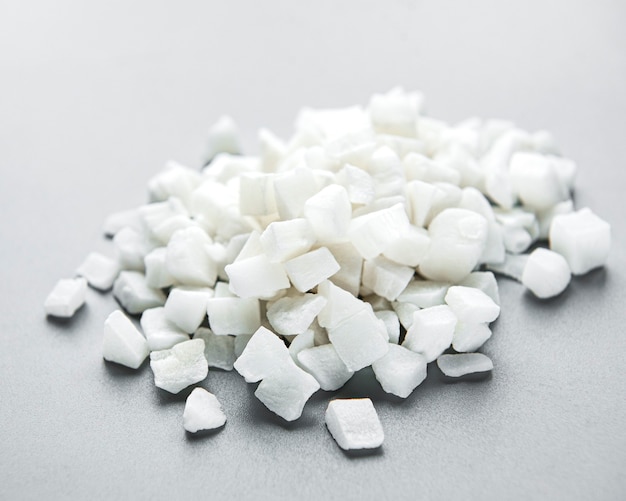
521,248 -> 571,298
183,388 -> 226,433
297,344 -> 354,391
437,353 -> 493,378
113,271 -> 166,315
149,338 -> 208,394
139,197 -> 189,241
225,254 -> 290,299
403,305 -> 457,362
273,166 -> 320,220
254,361 -> 320,421
102,309 -> 149,369
147,163 -> 202,207
549,208 -> 611,275
140,307 -> 189,351
372,344 -> 427,398
325,398 -> 384,450
348,203 -> 411,260
444,286 -> 500,323
164,287 -> 214,334
113,226 -> 156,271
361,256 -> 414,301
166,227 -> 217,287
397,280 -> 449,308
206,297 -> 261,335
374,310 -> 400,344
284,247 -> 340,293
288,330 -> 315,365
259,219 -> 315,263
336,163 -> 375,205
368,86 -> 422,137
509,152 -> 568,210
502,226 -> 532,254
303,184 -> 351,244
233,326 -> 292,382
144,247 -> 176,289
452,322 -> 492,352
459,271 -> 500,306
537,199 -> 574,240
203,115 -> 241,163
76,252 -> 120,291
266,293 -> 327,335
326,242 -> 363,297
239,172 -> 277,216
392,301 -> 420,330
383,225 -> 430,267
193,328 -> 236,371
316,280 -> 367,329
44,277 -> 88,318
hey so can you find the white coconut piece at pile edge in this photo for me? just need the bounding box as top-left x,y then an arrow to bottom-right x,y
76,252 -> 120,291
372,344 -> 427,398
102,309 -> 149,369
163,286 -> 214,334
325,398 -> 384,450
150,338 -> 208,394
437,353 -> 494,378
140,307 -> 189,351
402,305 -> 457,362
297,344 -> 354,391
44,277 -> 88,318
521,248 -> 571,299
233,326 -> 293,382
444,286 -> 500,324
206,296 -> 261,335
113,271 -> 166,315
183,388 -> 227,433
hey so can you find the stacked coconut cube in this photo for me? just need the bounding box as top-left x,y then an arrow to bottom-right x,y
45,88 -> 611,448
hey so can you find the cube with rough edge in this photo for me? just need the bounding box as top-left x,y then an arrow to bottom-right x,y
325,398 -> 384,450
383,225 -> 430,267
113,271 -> 166,315
234,334 -> 253,359
143,247 -> 176,289
44,277 -> 88,318
149,338 -> 208,394
288,330 -> 316,365
297,344 -> 354,391
166,226 -> 217,287
316,280 -> 366,329
521,247 -> 571,298
102,310 -> 149,369
397,279 -> 449,308
225,254 -> 290,299
452,322 -> 492,353
206,297 -> 261,335
140,307 -> 189,351
372,344 -> 428,398
266,293 -> 327,335
459,271 -> 500,306
402,305 -> 457,362
362,256 -> 415,301
444,286 -> 500,323
233,326 -> 292,383
437,353 -> 493,378
113,226 -> 156,271
509,152 -> 568,210
76,252 -> 120,291
326,242 -> 363,297
374,310 -> 400,344
392,301 -> 420,330
284,247 -> 341,293
193,328 -> 236,371
347,203 -> 410,260
238,172 -> 277,217
303,184 -> 352,244
259,218 -> 316,263
183,388 -> 227,433
163,287 -> 214,334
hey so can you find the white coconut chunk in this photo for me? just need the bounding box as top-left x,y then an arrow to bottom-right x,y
76,252 -> 120,291
372,344 -> 428,398
404,180 -> 462,228
383,225 -> 430,267
328,308 -> 389,372
368,87 -> 422,137
325,398 -> 384,450
362,256 -> 414,301
206,297 -> 261,335
403,305 -> 457,362
502,226 -> 532,254
234,231 -> 263,261
374,310 -> 400,344
397,279 -> 449,308
486,253 -> 528,281
233,326 -> 291,383
266,293 -> 327,335
183,388 -> 226,433
404,152 -> 461,185
549,208 -> 611,275
113,271 -> 166,315
143,247 -> 176,289
225,254 -> 290,299
239,172 -> 277,216
316,280 -> 365,329
273,166 -> 320,220
336,163 -> 375,205
419,208 -> 488,283
147,163 -> 202,206
303,184 -> 351,244
521,248 -> 571,298
103,208 -> 143,237
459,271 -> 500,306
369,146 -> 405,198
193,327 -> 236,371
444,286 -> 500,323
254,360 -> 320,421
437,353 -> 493,377
139,197 -> 189,241
288,329 -> 316,366
509,152 -> 568,210
166,227 -> 217,287
113,226 -> 156,271
140,307 -> 189,351
537,199 -> 574,240
164,287 -> 214,334
102,309 -> 149,369
297,344 -> 354,391
189,179 -> 236,229
44,277 -> 88,318
284,247 -> 340,293
326,242 -> 363,297
352,195 -> 406,218
347,203 -> 411,260
149,338 -> 208,394
392,301 -> 420,330
204,115 -> 241,163
452,322 -> 492,352
259,218 -> 315,263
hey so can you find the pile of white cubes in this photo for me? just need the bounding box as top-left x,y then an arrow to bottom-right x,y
45,88 -> 611,450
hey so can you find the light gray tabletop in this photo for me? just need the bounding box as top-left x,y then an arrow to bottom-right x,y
1,1 -> 625,499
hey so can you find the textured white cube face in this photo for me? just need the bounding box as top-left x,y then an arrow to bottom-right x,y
550,208 -> 611,275
325,398 -> 384,450
437,353 -> 493,378
397,280 -> 449,308
383,225 -> 430,267
193,328 -> 236,371
303,184 -> 351,244
444,286 -> 500,323
337,163 -> 375,205
509,152 -> 568,210
316,280 -> 366,329
233,326 -> 292,383
239,172 -> 277,217
44,277 -> 88,318
459,271 -> 500,306
362,256 -> 415,301
297,344 -> 354,391
266,293 -> 327,336
144,247 -> 176,289
76,252 -> 120,291
259,218 -> 315,263
113,271 -> 166,315
326,242 -> 363,297
273,166 -> 320,220
164,287 -> 214,334
149,339 -> 208,394
368,87 -> 422,137
140,307 -> 189,351
166,227 -> 217,287
183,388 -> 227,433
348,203 -> 411,260
284,247 -> 341,293
392,301 -> 420,330
102,310 -> 149,369
374,310 -> 400,344
225,254 -> 290,299
113,226 -> 155,272
452,322 -> 492,353
522,248 -> 571,298
372,344 -> 427,398
403,305 -> 457,362
206,297 -> 261,335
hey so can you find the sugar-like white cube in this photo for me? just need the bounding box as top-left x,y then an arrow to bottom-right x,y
368,87 -> 422,137
348,203 -> 411,259
374,310 -> 400,344
522,248 -> 571,299
183,388 -> 226,433
392,301 -> 420,330
288,329 -> 315,365
452,322 -> 492,352
303,184 -> 351,244
403,305 -> 457,362
437,353 -> 493,377
550,208 -> 611,275
166,227 -> 217,287
206,297 -> 261,335
140,307 -> 189,351
225,254 -> 290,299
239,172 -> 277,216
259,218 -> 315,263
44,277 -> 88,318
459,271 -> 500,306
325,398 -> 384,450
316,280 -> 365,329
233,326 -> 291,382
144,247 -> 176,289
76,252 -> 120,291
297,344 -> 354,391
284,247 -> 340,293
147,163 -> 201,207
372,344 -> 428,398
164,287 -> 214,334
273,166 -> 320,220
193,327 -> 236,371
509,152 -> 568,210
336,163 -> 375,205
266,293 -> 327,335
113,226 -> 156,272
149,338 -> 208,394
383,225 -> 430,267
362,256 -> 414,301
102,310 -> 149,369
444,286 -> 500,323
397,279 -> 449,308
113,271 -> 166,315
326,242 -> 363,297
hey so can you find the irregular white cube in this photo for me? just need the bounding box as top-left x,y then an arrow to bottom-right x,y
284,247 -> 340,293
144,247 -> 176,289
397,279 -> 449,308
288,329 -> 316,365
348,203 -> 411,259
113,271 -> 166,315
362,256 -> 414,301
204,115 -> 241,163
444,286 -> 500,323
225,254 -> 290,299
452,322 -> 492,352
459,271 -> 500,306
193,327 -> 236,371
233,326 -> 291,382
316,280 -> 367,329
102,310 -> 149,369
336,163 -> 375,205
297,344 -> 354,391
149,338 -> 208,394
213,281 -> 235,298
537,199 -> 574,240
113,226 -> 156,272
303,184 -> 351,244
509,152 -> 568,210
44,277 -> 88,318
259,218 -> 315,263
140,307 -> 189,351
166,227 -> 217,287
372,344 -> 428,398
76,252 -> 120,291
183,388 -> 227,433
549,208 -> 611,275
266,293 -> 327,335
403,305 -> 457,362
392,301 -> 420,330
206,297 -> 261,335
437,353 -> 493,377
139,197 -> 190,243
502,226 -> 532,254
368,87 -> 422,137
147,163 -> 202,207
164,287 -> 214,334
326,242 -> 363,297
522,248 -> 571,298
273,166 -> 320,220
374,310 -> 400,344
259,127 -> 287,172
239,172 -> 277,216
383,225 -> 430,267
325,398 -> 384,450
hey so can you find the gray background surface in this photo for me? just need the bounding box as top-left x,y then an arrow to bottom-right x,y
1,1 -> 625,499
